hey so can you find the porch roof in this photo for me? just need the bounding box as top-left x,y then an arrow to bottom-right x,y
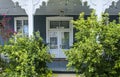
0,0 -> 92,15
0,0 -> 120,15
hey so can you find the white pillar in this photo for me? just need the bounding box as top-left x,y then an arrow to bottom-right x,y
27,0 -> 34,37
28,14 -> 34,37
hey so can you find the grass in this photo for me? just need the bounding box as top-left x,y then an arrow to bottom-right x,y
0,74 -> 3,77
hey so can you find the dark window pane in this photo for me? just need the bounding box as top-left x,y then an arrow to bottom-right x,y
61,32 -> 69,49
16,20 -> 22,33
60,21 -> 69,28
50,21 -> 59,29
23,20 -> 28,25
23,20 -> 28,36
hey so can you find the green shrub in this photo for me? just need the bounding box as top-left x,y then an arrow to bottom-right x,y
0,32 -> 53,77
65,11 -> 120,77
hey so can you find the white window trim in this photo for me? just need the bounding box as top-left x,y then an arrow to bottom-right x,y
46,16 -> 73,47
14,17 -> 28,35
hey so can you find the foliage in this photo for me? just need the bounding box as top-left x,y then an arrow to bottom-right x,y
0,32 -> 53,77
0,14 -> 14,74
99,19 -> 120,77
65,11 -> 120,77
0,15 -> 14,40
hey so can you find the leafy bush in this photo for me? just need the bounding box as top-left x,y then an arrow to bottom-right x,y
65,11 -> 120,77
0,32 -> 53,77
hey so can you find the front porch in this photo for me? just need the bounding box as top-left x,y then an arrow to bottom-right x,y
0,0 -> 120,76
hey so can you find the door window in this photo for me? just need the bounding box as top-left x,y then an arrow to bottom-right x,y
49,31 -> 58,49
50,37 -> 58,49
61,32 -> 69,49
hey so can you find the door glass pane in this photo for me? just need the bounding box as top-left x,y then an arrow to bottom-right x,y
61,32 -> 69,49
16,20 -> 22,33
50,21 -> 59,29
60,21 -> 69,29
50,37 -> 58,49
49,32 -> 58,49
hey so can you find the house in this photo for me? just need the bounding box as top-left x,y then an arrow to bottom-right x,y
0,0 -> 120,77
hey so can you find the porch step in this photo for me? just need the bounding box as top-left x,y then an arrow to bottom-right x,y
47,60 -> 74,73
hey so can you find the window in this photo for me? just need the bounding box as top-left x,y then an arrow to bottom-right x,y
14,17 -> 28,36
50,21 -> 69,29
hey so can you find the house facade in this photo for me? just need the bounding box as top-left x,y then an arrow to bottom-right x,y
0,0 -> 120,76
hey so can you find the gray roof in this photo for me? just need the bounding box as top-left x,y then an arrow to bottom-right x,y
105,1 -> 120,15
0,0 -> 92,15
1,0 -> 120,15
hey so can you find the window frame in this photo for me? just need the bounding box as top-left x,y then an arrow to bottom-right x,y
14,17 -> 28,36
46,16 -> 73,48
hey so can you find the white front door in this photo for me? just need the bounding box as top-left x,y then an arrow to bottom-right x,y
48,30 -> 70,58
46,17 -> 73,58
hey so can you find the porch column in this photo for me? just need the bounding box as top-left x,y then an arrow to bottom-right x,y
28,14 -> 34,37
27,0 -> 34,37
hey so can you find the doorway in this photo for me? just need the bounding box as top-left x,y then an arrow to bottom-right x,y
46,17 -> 73,58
